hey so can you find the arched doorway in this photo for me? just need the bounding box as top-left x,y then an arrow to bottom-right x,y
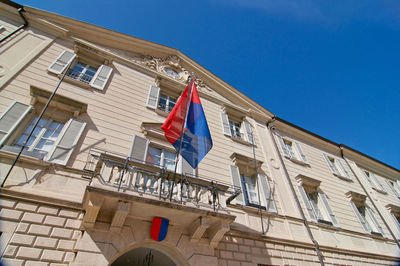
111,247 -> 177,266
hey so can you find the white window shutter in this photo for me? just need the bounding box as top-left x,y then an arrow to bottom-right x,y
48,50 -> 76,74
229,165 -> 244,205
258,174 -> 276,212
395,181 -> 400,197
390,213 -> 400,232
298,186 -> 317,222
276,135 -> 290,158
294,142 -> 308,164
386,180 -> 400,197
349,202 -> 371,233
0,102 -> 32,146
337,159 -> 351,180
370,173 -> 387,192
90,65 -> 113,90
179,155 -> 195,176
242,121 -> 254,144
220,113 -> 231,136
319,192 -> 339,227
323,154 -> 339,175
129,135 -> 149,163
47,119 -> 86,165
366,206 -> 385,236
146,85 -> 160,109
361,170 -> 377,189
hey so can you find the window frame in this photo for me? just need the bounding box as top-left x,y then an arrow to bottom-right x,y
323,153 -> 352,181
146,145 -> 177,172
220,112 -> 254,145
146,85 -> 181,116
386,179 -> 400,198
361,169 -> 387,194
276,135 -> 309,165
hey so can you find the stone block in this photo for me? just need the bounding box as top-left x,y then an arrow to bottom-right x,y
0,209 -> 23,221
29,224 -> 52,236
64,252 -> 76,263
225,243 -> 239,252
74,232 -> 101,252
0,198 -> 17,208
225,260 -> 240,266
16,222 -> 30,233
25,261 -> 49,266
255,240 -> 265,247
74,251 -> 108,266
3,245 -> 18,257
72,230 -> 82,240
251,247 -> 262,255
38,206 -> 59,215
49,264 -> 68,266
0,258 -> 25,266
239,245 -> 251,253
59,209 -> 80,219
10,233 -> 36,246
22,212 -> 45,224
51,228 -> 73,239
243,239 -> 254,246
44,216 -> 66,227
220,251 -> 233,259
16,202 -> 38,212
1,220 -> 18,232
233,252 -> 246,261
16,246 -> 42,260
57,240 -> 75,250
41,249 -> 65,262
34,237 -> 58,248
65,219 -> 82,229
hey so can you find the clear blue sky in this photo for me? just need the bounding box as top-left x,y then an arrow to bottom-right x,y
22,0 -> 400,169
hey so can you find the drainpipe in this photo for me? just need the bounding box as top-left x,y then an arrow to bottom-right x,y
0,2 -> 28,44
339,145 -> 400,249
266,117 -> 325,266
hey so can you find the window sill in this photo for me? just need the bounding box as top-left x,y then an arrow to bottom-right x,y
372,187 -> 387,195
154,108 -> 170,117
227,202 -> 277,214
285,156 -> 309,166
50,71 -> 96,91
334,173 -> 353,182
317,219 -> 333,226
0,146 -> 51,167
229,135 -> 252,146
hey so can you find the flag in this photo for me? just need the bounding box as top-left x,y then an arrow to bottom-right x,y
150,217 -> 169,242
161,80 -> 213,169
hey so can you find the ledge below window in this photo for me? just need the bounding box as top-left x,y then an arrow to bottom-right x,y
372,187 -> 387,195
285,156 -> 310,166
229,135 -> 252,146
334,173 -> 353,182
0,146 -> 51,167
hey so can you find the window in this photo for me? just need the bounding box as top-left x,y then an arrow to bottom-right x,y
323,154 -> 351,180
361,169 -> 387,193
296,175 -> 339,226
0,101 -> 86,165
129,134 -> 194,176
146,85 -> 180,115
220,112 -> 253,144
386,179 -> 400,198
146,146 -> 177,171
276,135 -> 309,165
48,50 -> 113,91
386,204 -> 400,236
14,116 -> 64,157
229,164 -> 276,212
67,62 -> 98,84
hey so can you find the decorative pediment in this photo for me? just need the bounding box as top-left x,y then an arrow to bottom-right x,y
295,174 -> 321,190
230,152 -> 263,174
386,204 -> 400,214
345,191 -> 367,204
141,122 -> 164,139
74,41 -> 113,65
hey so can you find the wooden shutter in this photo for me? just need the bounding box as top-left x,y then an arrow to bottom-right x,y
90,65 -> 113,90
349,202 -> 371,233
220,113 -> 231,136
229,165 -> 244,205
385,179 -> 400,197
0,102 -> 31,146
323,154 -> 339,175
129,135 -> 149,163
242,121 -> 254,144
146,85 -> 160,109
337,159 -> 351,179
361,170 -> 377,189
366,206 -> 385,236
276,135 -> 290,158
48,50 -> 76,74
319,192 -> 339,227
294,142 -> 309,164
258,174 -> 276,212
390,213 -> 400,232
47,119 -> 86,165
370,173 -> 387,192
298,186 -> 317,222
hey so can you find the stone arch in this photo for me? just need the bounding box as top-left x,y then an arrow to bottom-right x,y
109,240 -> 189,266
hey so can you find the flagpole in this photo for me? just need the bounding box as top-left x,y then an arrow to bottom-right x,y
169,74 -> 194,201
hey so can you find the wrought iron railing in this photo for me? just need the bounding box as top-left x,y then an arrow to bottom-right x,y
83,148 -> 240,212
67,69 -> 93,84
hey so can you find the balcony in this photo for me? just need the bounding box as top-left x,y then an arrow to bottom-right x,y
81,149 -> 238,247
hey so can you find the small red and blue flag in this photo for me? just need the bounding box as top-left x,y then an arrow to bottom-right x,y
161,79 -> 213,168
150,217 -> 169,242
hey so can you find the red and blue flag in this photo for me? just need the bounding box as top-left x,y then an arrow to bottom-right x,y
150,217 -> 169,242
161,81 -> 213,169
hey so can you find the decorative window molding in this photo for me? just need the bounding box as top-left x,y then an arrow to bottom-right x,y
296,174 -> 339,227
276,135 -> 309,165
385,179 -> 400,198
386,204 -> 400,235
323,153 -> 352,181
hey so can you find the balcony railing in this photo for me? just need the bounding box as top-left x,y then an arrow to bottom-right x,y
83,148 -> 240,212
67,69 -> 93,84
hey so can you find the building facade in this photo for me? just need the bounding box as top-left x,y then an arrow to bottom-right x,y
0,2 -> 399,265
